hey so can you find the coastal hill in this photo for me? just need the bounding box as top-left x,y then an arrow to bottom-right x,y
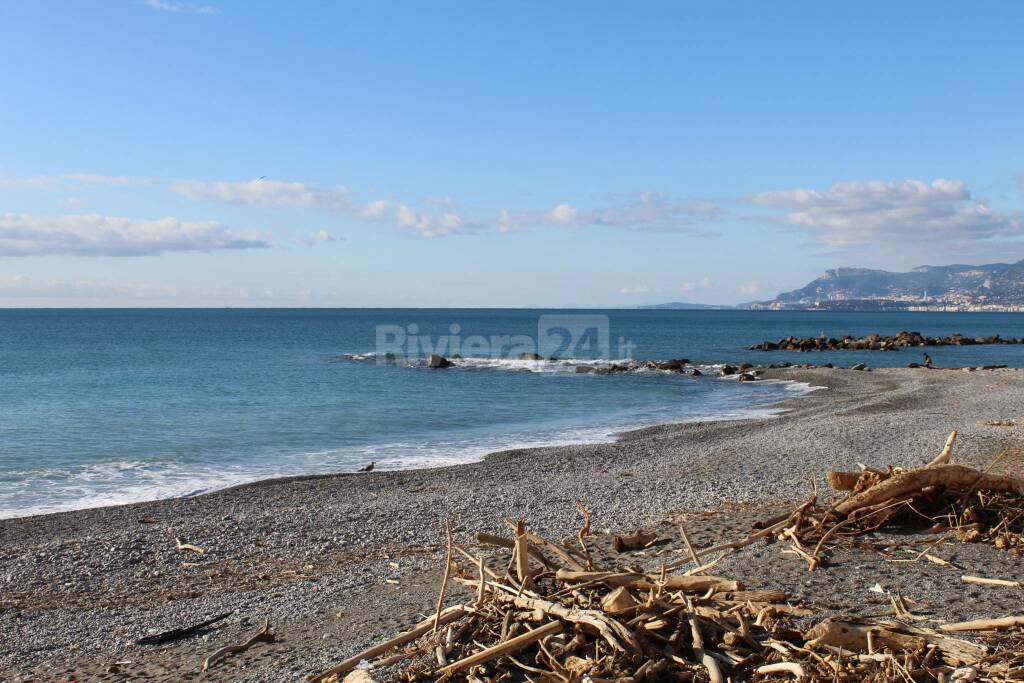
640,260 -> 1024,311
638,301 -> 737,310
750,260 -> 1024,311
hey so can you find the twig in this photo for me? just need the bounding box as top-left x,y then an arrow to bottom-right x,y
940,616 -> 1024,632
926,431 -> 957,467
433,518 -> 454,633
174,537 -> 205,554
678,525 -> 701,570
202,619 -> 274,671
961,575 -> 1022,589
575,499 -> 594,571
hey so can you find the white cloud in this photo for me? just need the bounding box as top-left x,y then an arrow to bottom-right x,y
751,179 -> 1023,248
143,0 -> 218,14
0,213 -> 268,257
679,277 -> 713,293
397,205 -> 467,238
0,176 -> 57,190
294,229 -> 338,246
497,208 -> 518,234
65,173 -> 152,186
1,173 -> 152,190
739,281 -> 761,295
171,179 -> 356,211
59,197 -> 86,209
172,178 -> 482,238
171,178 -> 719,239
362,200 -> 388,219
619,285 -> 650,295
507,193 -> 720,234
548,203 -> 579,224
0,275 -> 176,300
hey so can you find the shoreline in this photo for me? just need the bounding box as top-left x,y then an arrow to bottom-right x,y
0,373 -> 815,522
4,367 -> 1024,680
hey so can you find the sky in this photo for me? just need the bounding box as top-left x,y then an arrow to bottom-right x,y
1,1 -> 1023,307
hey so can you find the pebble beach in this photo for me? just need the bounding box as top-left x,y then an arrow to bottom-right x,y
3,367 -> 1024,681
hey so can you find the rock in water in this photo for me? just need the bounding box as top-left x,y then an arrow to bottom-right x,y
851,362 -> 868,371
518,352 -> 545,361
427,354 -> 452,369
720,364 -> 737,376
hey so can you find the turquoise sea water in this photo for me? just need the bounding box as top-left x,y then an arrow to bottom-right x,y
2,309 -> 1023,518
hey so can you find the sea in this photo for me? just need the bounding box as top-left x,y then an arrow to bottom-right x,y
2,309 -> 1023,519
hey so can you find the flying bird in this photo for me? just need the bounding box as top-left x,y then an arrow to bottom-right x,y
256,175 -> 266,182
358,462 -> 375,473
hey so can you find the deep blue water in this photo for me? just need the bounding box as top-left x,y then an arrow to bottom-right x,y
2,309 -> 1023,518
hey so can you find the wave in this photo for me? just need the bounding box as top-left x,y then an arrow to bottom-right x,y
1,358 -> 821,519
338,352 -> 708,375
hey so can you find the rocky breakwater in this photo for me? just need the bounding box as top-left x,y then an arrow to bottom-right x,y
574,358 -> 694,375
749,331 -> 1024,352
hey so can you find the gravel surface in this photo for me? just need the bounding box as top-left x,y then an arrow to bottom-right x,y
2,367 -> 1023,681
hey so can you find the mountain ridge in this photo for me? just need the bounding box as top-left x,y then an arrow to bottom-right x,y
750,259 -> 1024,311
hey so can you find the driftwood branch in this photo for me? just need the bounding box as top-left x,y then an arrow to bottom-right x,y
926,430 -> 958,467
432,518 -> 453,633
202,619 -> 274,671
434,621 -> 562,676
174,537 -> 205,554
307,606 -> 468,682
940,616 -> 1024,632
835,465 -> 1024,516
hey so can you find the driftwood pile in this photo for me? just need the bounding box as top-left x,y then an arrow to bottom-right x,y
311,432 -> 1024,682
807,431 -> 1024,563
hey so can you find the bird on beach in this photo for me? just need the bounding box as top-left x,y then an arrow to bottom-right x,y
923,353 -> 933,368
358,462 -> 375,472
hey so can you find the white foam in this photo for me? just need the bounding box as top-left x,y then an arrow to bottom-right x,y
0,373 -> 818,519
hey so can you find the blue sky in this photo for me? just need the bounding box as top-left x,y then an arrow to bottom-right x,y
1,1 -> 1023,307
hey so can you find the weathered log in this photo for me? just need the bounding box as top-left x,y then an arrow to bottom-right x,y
805,618 -> 986,665
834,465 -> 1024,516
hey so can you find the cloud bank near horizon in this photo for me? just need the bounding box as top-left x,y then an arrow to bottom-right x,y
3,171 -> 1024,268
751,179 -> 1023,249
0,213 -> 269,257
